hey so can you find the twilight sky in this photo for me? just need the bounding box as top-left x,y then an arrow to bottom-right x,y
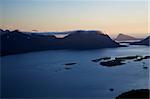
1,0 -> 148,37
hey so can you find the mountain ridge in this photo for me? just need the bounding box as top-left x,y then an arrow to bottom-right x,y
130,36 -> 150,46
0,29 -> 122,56
115,33 -> 139,41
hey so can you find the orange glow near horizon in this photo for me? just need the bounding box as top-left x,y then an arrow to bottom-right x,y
1,0 -> 148,38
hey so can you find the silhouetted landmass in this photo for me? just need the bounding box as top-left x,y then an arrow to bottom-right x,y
115,33 -> 139,41
134,55 -> 150,61
64,63 -> 77,66
0,29 -> 59,56
143,66 -> 148,69
94,55 -> 150,67
61,30 -> 120,49
64,63 -> 77,70
115,55 -> 139,60
0,29 -> 121,56
116,89 -> 150,99
130,36 -> 150,46
109,88 -> 114,92
100,59 -> 125,66
91,57 -> 111,62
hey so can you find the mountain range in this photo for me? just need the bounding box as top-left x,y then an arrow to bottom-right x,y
0,29 -> 121,56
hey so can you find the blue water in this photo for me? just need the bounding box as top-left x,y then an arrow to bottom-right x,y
1,45 -> 149,98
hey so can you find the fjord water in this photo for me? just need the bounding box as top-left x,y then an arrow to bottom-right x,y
1,45 -> 149,99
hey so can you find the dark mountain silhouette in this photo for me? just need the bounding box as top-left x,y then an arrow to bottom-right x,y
61,30 -> 119,49
1,30 -> 60,56
1,29 -> 121,56
130,36 -> 150,46
115,33 -> 139,41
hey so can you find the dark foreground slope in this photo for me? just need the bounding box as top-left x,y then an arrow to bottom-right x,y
1,30 -> 120,56
130,36 -> 150,46
116,89 -> 149,99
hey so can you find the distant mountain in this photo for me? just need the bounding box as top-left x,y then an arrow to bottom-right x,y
130,36 -> 150,46
0,29 -> 121,56
115,33 -> 139,41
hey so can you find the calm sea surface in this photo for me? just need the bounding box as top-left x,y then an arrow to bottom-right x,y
1,45 -> 150,99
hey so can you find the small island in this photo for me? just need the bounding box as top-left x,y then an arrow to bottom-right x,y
92,55 -> 150,67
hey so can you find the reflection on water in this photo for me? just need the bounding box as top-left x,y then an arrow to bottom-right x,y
1,45 -> 149,98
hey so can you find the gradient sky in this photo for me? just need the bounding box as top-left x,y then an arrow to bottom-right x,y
1,0 -> 148,38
